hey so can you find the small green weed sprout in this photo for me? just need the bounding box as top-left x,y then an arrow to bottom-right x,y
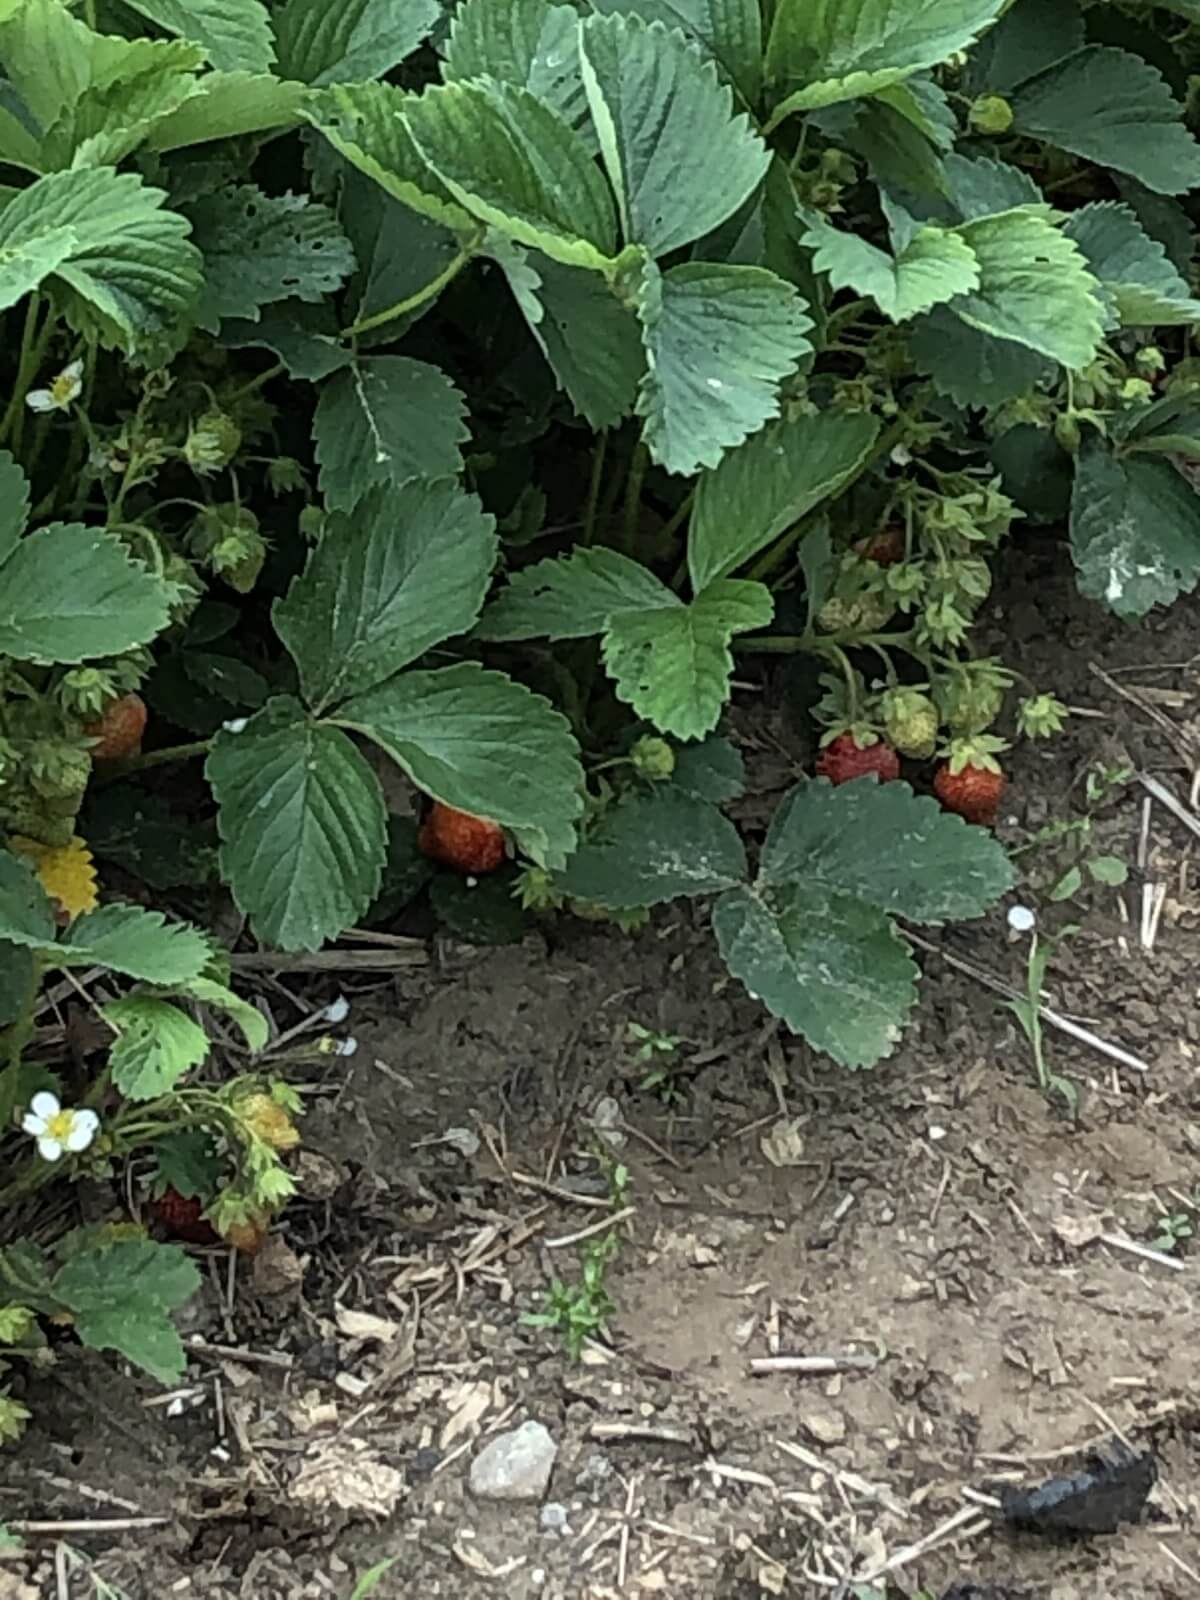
625,1021 -> 686,1104
524,1161 -> 629,1358
1006,921 -> 1081,1115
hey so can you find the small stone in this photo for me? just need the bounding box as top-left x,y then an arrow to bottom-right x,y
576,1449 -> 613,1492
897,1273 -> 932,1302
800,1406 -> 846,1446
540,1501 -> 570,1535
469,1420 -> 558,1503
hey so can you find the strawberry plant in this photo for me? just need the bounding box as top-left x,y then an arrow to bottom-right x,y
0,846 -> 307,1441
1,0 -> 1200,1433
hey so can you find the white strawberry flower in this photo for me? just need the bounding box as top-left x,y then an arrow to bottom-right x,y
26,358 -> 84,414
22,1091 -> 100,1162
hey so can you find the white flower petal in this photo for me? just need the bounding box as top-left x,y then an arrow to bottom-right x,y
37,1137 -> 64,1161
63,358 -> 85,382
25,389 -> 56,413
335,1037 -> 358,1057
65,1111 -> 99,1151
323,996 -> 350,1024
21,1112 -> 47,1136
1007,905 -> 1037,933
30,1090 -> 61,1120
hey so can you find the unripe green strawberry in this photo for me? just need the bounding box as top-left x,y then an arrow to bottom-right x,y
28,744 -> 92,802
211,530 -> 267,594
1054,413 -> 1082,453
936,676 -> 1006,736
969,94 -> 1014,135
630,736 -> 675,780
2,799 -> 75,848
184,410 -> 241,476
817,592 -> 895,634
880,688 -> 939,759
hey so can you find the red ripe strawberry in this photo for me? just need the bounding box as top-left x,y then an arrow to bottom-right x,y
150,1188 -> 218,1246
853,526 -> 905,567
418,801 -> 506,874
934,761 -> 1007,825
816,733 -> 901,786
85,693 -> 147,761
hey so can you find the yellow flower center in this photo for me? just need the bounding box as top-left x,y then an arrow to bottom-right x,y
46,1110 -> 75,1142
50,373 -> 78,405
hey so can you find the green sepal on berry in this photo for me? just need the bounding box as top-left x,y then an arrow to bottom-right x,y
59,667 -> 118,718
1017,694 -> 1069,739
184,410 -> 242,476
937,734 -> 1008,776
514,865 -> 564,912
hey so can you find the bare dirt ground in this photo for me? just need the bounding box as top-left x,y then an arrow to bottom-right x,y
3,547 -> 1199,1599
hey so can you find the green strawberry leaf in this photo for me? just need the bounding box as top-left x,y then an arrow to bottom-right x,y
0,452 -> 29,567
313,357 -> 469,513
188,184 -> 356,333
151,1129 -> 223,1198
760,779 -> 1015,919
940,152 -> 1040,221
0,167 -> 200,351
206,697 -> 387,950
588,0 -> 763,103
909,306 -> 1054,408
306,83 -> 477,235
669,735 -> 745,803
800,209 -> 978,321
54,1239 -> 200,1384
476,547 -> 672,642
445,0 -> 593,140
764,0 -> 1007,122
181,977 -> 269,1052
579,12 -> 769,258
117,0 -> 274,72
713,882 -> 917,1067
220,301 -> 352,381
689,409 -> 879,590
0,852 -> 56,949
0,227 -> 79,315
556,789 -> 746,907
603,578 -> 773,740
274,479 -> 497,710
1062,202 -> 1200,328
274,0 -> 440,85
103,997 -> 209,1101
403,80 -> 619,270
336,662 -> 584,871
148,71 -> 309,150
1070,438 -> 1200,619
948,207 -> 1105,369
1011,46 -> 1200,197
635,258 -> 813,476
61,905 -> 213,984
488,240 -> 645,430
963,0 -> 1083,95
0,942 -> 34,1028
0,525 -> 169,664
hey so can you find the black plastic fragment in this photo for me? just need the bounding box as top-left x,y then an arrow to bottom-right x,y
999,1438 -> 1157,1535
